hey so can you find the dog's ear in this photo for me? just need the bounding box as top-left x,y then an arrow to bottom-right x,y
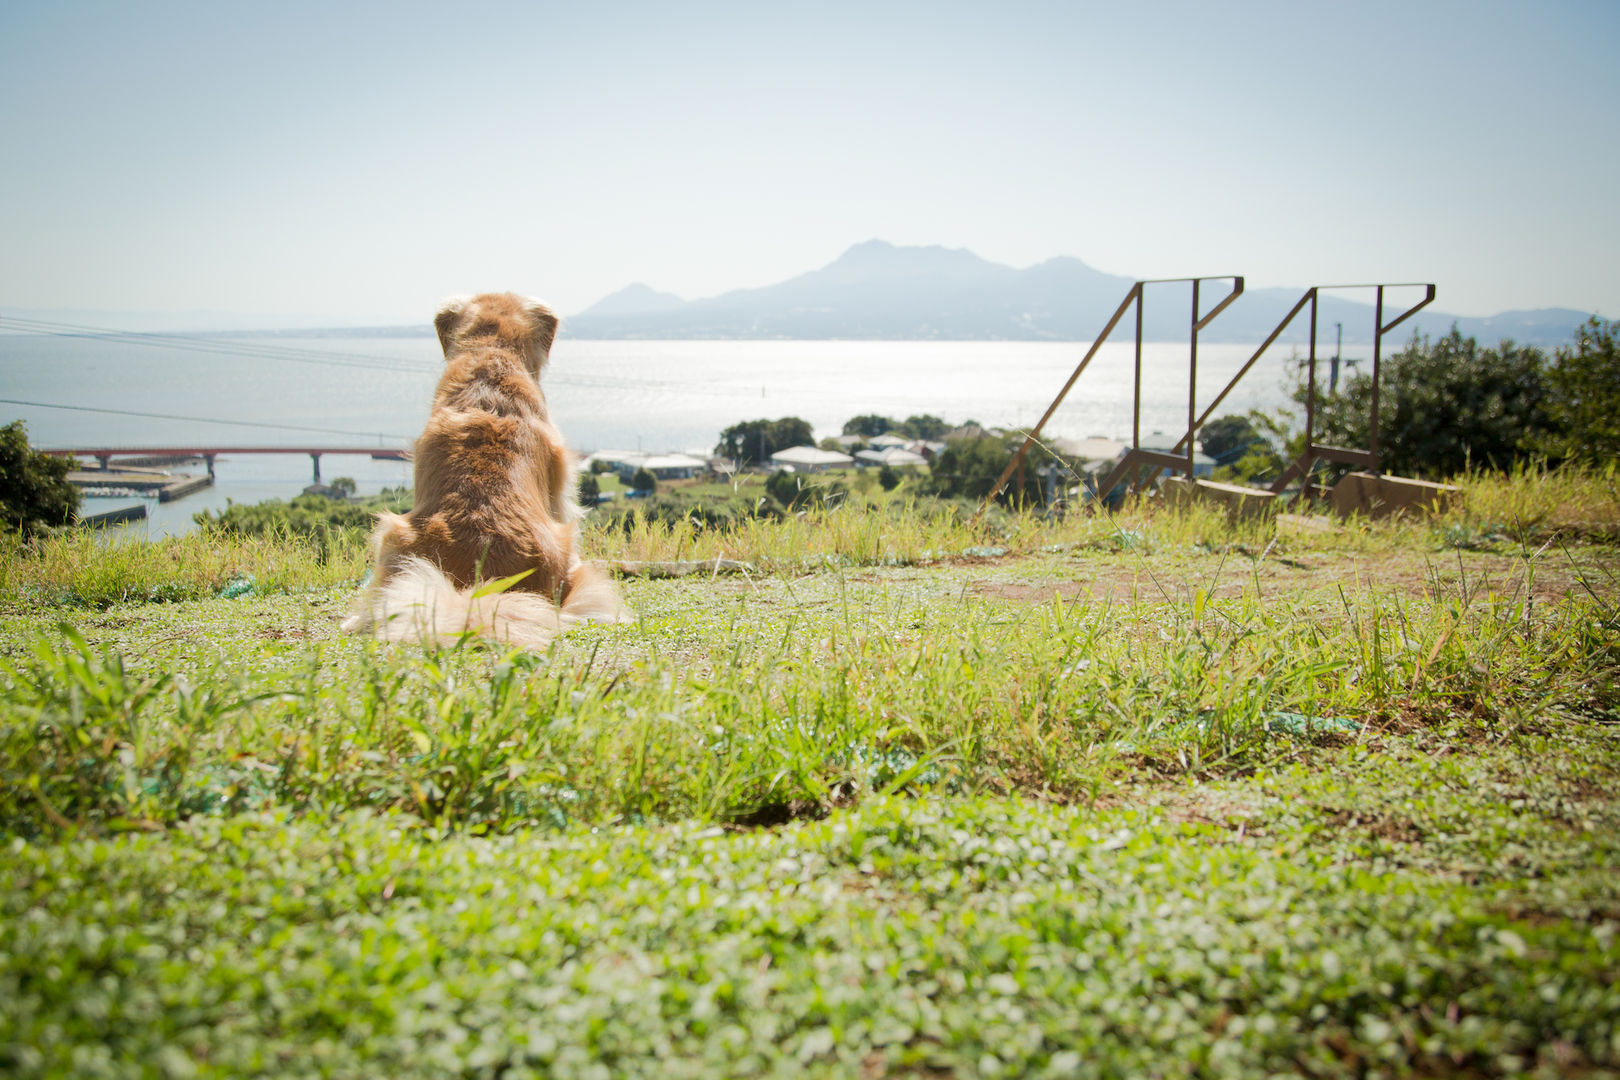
434,296 -> 472,356
523,298 -> 560,362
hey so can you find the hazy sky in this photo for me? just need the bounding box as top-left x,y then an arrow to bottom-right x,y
1,0 -> 1615,326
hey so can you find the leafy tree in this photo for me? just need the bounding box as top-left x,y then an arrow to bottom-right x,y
841,414 -> 895,438
900,414 -> 949,440
923,434 -> 1041,505
1198,415 -> 1259,463
1199,412 -> 1288,484
0,421 -> 79,535
578,473 -> 600,505
329,476 -> 357,499
1540,316 -> 1620,464
589,458 -> 615,475
630,467 -> 657,494
1298,328 -> 1553,480
714,417 -> 815,467
877,464 -> 902,491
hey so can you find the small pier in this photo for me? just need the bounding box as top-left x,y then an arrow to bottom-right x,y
67,466 -> 213,503
77,503 -> 148,527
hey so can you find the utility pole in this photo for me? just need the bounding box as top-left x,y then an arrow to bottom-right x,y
1329,322 -> 1343,394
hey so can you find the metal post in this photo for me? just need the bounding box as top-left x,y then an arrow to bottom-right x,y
1330,322 -> 1342,394
1371,287 -> 1384,474
1132,292 -> 1143,450
1187,279 -> 1199,479
1305,293 -> 1319,497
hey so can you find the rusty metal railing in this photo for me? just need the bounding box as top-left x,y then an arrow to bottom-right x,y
1265,284 -> 1435,495
973,276 -> 1244,520
1086,277 -> 1245,503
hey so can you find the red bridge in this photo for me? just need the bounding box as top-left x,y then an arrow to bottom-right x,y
45,446 -> 410,482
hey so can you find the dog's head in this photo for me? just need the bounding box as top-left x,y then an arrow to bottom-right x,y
434,293 -> 560,376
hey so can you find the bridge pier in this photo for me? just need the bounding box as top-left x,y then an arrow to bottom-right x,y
96,454 -> 112,471
204,453 -> 216,479
309,452 -> 322,483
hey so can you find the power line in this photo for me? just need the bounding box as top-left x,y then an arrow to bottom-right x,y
0,397 -> 413,441
0,314 -> 776,397
0,314 -> 442,373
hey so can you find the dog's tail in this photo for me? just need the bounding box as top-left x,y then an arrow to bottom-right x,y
341,556 -> 631,650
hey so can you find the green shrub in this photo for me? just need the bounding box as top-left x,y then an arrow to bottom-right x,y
1297,328 -> 1553,479
1541,316 -> 1620,464
0,421 -> 79,536
765,469 -> 848,510
924,434 -> 1041,505
193,489 -> 409,552
590,489 -> 784,532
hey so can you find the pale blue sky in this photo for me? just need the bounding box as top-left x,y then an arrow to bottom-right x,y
1,0 -> 1615,325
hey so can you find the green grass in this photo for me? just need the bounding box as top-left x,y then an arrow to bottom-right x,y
3,761 -> 1616,1077
1,476 -> 1617,1077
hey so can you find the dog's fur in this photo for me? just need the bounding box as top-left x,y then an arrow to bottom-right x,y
342,292 -> 631,648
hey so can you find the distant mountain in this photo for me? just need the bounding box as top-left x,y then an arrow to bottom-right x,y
564,240 -> 1596,346
579,283 -> 687,317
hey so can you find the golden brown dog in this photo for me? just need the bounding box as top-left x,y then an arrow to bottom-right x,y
342,292 -> 631,647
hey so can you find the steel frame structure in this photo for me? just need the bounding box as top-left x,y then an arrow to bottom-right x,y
976,276 -> 1244,518
974,277 -> 1437,517
1262,284 -> 1435,495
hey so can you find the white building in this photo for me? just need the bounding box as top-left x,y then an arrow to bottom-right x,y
769,445 -> 855,473
855,446 -> 928,468
584,450 -> 709,481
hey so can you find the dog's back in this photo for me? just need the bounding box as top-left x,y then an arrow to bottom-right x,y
343,293 -> 631,647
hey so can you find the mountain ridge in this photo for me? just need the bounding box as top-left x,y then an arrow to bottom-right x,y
568,240 -> 1595,346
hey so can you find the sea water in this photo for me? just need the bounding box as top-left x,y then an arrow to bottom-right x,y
0,331 -> 1373,537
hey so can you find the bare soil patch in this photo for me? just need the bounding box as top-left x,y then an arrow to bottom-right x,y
970,549 -> 1616,607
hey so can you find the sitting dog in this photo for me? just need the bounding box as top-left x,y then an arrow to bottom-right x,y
342,292 -> 631,648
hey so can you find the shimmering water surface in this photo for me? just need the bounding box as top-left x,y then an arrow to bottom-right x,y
1,332 -> 1371,536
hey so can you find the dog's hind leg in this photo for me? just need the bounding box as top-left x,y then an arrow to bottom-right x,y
559,559 -> 634,625
368,513 -> 417,584
341,512 -> 419,633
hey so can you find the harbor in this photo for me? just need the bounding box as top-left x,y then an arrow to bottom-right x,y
56,447 -> 414,536
68,464 -> 213,503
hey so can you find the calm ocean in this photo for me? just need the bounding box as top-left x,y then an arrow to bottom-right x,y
0,332 -> 1369,537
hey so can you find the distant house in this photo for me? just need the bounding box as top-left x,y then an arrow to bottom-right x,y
583,450 -> 644,474
636,453 -> 708,480
584,450 -> 709,481
944,423 -> 993,441
769,446 -> 854,473
855,446 -> 928,468
867,433 -> 911,450
1050,436 -> 1127,464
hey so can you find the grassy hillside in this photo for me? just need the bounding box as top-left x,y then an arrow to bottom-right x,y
1,468 -> 1616,1077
